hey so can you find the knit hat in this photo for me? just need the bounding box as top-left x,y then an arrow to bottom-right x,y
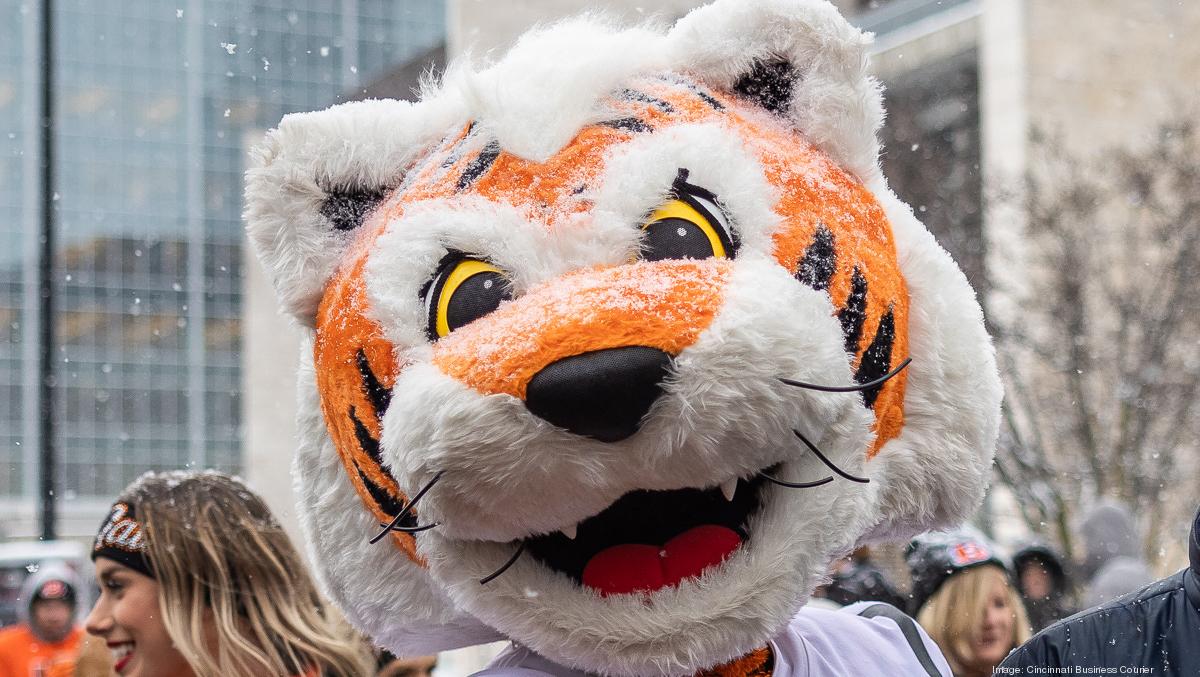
905,527 -> 1006,614
18,563 -> 83,627
31,577 -> 76,609
91,501 -> 154,578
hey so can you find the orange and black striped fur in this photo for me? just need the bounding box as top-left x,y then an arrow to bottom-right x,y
315,75 -> 910,564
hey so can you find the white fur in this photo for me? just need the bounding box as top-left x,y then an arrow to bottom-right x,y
434,0 -> 883,176
291,340 -> 502,654
859,180 -> 1001,543
588,121 -> 784,257
430,472 -> 869,676
666,0 -> 883,182
445,18 -> 670,163
245,97 -> 463,325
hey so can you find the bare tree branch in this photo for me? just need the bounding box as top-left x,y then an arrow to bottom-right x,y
992,119 -> 1200,561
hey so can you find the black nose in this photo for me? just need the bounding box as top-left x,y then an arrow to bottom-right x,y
524,346 -> 673,442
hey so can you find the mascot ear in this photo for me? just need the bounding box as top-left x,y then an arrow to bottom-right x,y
244,98 -> 457,326
671,0 -> 1000,544
667,0 -> 882,182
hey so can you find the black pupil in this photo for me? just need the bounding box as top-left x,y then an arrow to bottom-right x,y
641,218 -> 715,261
445,271 -> 511,332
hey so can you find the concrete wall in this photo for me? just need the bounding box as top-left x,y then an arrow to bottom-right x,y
978,0 -> 1028,328
240,239 -> 307,556
1026,0 -> 1200,151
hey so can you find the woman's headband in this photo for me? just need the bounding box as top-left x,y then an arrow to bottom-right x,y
92,501 -> 154,579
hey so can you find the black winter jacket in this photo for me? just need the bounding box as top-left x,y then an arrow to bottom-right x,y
999,508 -> 1200,674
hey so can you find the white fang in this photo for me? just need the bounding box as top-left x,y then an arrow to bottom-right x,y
720,479 -> 737,502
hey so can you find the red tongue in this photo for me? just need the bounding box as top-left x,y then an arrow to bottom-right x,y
580,525 -> 742,596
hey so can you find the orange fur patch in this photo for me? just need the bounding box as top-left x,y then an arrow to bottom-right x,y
432,260 -> 729,398
697,646 -> 774,677
315,228 -> 423,564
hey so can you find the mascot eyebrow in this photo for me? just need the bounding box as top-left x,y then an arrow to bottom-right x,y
244,1 -> 1001,673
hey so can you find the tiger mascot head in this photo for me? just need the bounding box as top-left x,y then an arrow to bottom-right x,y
244,0 -> 1001,674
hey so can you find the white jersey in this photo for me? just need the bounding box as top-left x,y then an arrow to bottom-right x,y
473,602 -> 952,676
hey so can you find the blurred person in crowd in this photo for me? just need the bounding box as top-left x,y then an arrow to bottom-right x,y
1011,541 -> 1075,632
1082,556 -> 1154,609
45,633 -> 113,677
85,470 -> 372,677
1077,499 -> 1153,606
907,529 -> 1031,677
0,564 -> 84,677
1000,503 -> 1200,672
816,546 -> 906,609
374,650 -> 435,677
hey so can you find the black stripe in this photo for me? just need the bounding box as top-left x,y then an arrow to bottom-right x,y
857,604 -> 944,676
441,121 -> 477,168
620,88 -> 675,113
349,406 -> 414,527
795,224 -> 836,291
598,117 -> 653,133
350,405 -> 386,467
456,140 -> 501,191
696,90 -> 723,110
356,349 -> 392,416
653,74 -> 726,111
838,266 -> 868,356
356,467 -> 412,526
687,84 -> 724,110
855,308 -> 896,408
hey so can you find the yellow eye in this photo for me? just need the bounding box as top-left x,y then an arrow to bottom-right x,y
640,192 -> 735,261
425,258 -> 512,340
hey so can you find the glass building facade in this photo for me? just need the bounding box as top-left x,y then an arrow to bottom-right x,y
0,1 -> 443,527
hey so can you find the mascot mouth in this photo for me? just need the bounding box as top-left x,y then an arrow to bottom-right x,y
525,474 -> 766,596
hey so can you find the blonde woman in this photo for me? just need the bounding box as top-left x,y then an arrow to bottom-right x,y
85,471 -> 372,677
907,530 -> 1032,677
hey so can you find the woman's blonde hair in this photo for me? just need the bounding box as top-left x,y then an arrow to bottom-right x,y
118,471 -> 372,677
916,564 -> 1032,676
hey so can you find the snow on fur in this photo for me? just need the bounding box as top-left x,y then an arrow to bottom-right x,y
243,0 -> 1000,673
246,0 -> 883,327
244,97 -> 463,325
